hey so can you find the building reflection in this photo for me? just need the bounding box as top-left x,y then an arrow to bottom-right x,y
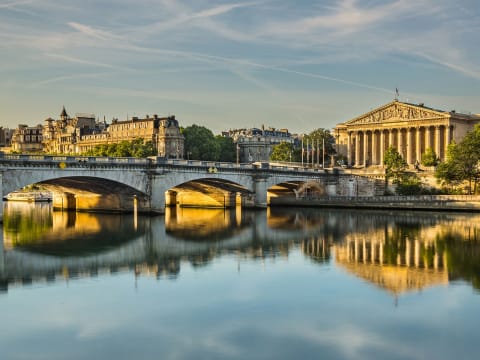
333,212 -> 480,295
1,204 -> 480,295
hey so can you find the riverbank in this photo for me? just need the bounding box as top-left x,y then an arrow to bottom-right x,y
270,195 -> 480,212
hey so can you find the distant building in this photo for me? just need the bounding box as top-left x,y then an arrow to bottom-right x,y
11,124 -> 43,153
223,126 -> 293,163
10,106 -> 184,158
80,114 -> 184,158
334,100 -> 480,167
0,127 -> 13,148
42,106 -> 99,154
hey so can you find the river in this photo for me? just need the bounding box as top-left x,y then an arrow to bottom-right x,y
1,202 -> 479,359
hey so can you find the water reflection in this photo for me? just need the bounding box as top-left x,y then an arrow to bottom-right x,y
3,202 -> 144,255
1,203 -> 480,295
165,206 -> 252,241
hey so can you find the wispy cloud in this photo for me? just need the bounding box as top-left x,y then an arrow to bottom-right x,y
67,22 -> 122,41
29,72 -> 113,87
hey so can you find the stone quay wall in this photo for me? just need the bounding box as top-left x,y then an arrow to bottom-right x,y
270,195 -> 480,212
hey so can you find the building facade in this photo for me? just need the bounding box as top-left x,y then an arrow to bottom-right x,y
0,127 -> 13,148
43,107 -> 99,154
10,107 -> 184,158
11,124 -> 44,153
79,114 -> 184,158
335,100 -> 480,167
223,127 -> 293,163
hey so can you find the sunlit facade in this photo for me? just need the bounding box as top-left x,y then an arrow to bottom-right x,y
335,100 -> 480,167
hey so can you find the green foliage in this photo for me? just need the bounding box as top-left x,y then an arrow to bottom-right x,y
183,124 -> 220,161
382,146 -> 428,195
302,128 -> 336,156
421,147 -> 439,167
435,125 -> 480,194
383,146 -> 407,183
82,138 -> 155,158
270,142 -> 295,162
395,173 -> 423,195
215,135 -> 236,162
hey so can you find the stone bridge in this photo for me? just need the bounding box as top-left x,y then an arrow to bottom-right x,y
0,154 -> 383,218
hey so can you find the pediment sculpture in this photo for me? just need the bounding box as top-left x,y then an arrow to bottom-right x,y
348,103 -> 446,125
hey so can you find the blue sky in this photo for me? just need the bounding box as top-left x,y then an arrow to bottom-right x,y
1,0 -> 479,133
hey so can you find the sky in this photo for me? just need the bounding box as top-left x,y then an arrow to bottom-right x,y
1,0 -> 479,134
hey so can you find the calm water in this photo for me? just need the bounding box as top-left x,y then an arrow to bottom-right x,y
1,202 -> 479,360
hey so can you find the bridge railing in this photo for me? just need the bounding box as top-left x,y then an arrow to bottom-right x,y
0,153 -> 336,174
0,153 -> 151,165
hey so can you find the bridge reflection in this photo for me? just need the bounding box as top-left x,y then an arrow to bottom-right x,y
1,206 -> 480,295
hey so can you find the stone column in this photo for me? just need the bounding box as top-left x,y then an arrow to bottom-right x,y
371,131 -> 377,165
444,124 -> 452,154
406,128 -> 413,165
416,127 -> 422,164
426,126 -> 432,149
355,132 -> 361,167
435,126 -> 442,161
347,132 -> 352,166
397,128 -> 403,157
380,130 -> 385,166
363,131 -> 369,167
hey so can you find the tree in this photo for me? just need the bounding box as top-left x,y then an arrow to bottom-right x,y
82,138 -> 155,158
302,129 -> 336,165
421,147 -> 439,167
270,142 -> 295,162
383,146 -> 407,184
435,125 -> 480,194
183,124 -> 220,161
215,135 -> 236,162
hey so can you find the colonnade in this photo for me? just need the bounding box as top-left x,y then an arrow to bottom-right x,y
347,124 -> 452,167
341,236 -> 446,270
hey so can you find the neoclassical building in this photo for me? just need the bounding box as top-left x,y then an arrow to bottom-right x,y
335,100 -> 480,167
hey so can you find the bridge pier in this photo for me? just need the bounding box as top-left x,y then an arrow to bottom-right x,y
52,192 -> 76,211
253,176 -> 268,208
149,174 -> 166,214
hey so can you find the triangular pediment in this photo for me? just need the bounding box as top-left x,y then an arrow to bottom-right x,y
345,101 -> 449,126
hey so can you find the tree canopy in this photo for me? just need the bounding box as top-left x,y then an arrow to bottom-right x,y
270,142 -> 295,162
383,146 -> 407,184
435,124 -> 480,194
421,147 -> 439,167
215,135 -> 236,162
82,138 -> 155,157
182,125 -> 235,161
302,128 -> 336,156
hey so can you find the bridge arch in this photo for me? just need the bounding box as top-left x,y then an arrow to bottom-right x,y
165,177 -> 253,208
2,175 -> 150,213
